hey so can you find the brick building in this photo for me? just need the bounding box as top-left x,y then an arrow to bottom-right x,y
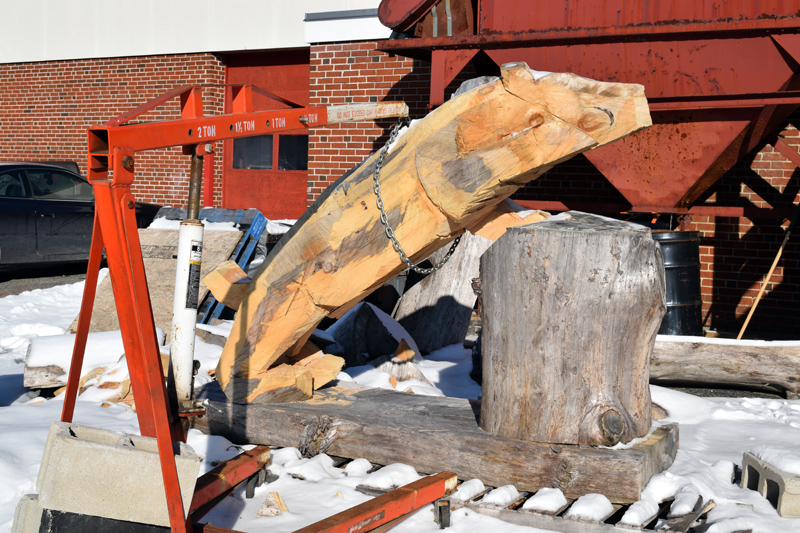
1,1 -> 799,337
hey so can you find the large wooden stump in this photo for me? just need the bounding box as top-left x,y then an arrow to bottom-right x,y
479,212 -> 666,446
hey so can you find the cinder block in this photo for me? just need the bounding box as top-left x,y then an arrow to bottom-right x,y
741,451 -> 800,518
11,494 -> 42,533
36,422 -> 200,528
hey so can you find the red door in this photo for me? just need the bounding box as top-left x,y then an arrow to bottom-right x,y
223,50 -> 310,219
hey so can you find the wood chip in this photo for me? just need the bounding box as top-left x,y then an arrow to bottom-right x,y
257,491 -> 288,518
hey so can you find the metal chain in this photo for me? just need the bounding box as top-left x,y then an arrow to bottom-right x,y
373,117 -> 461,275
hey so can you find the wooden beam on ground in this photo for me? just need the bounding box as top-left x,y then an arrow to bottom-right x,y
216,63 -> 651,404
201,386 -> 677,504
650,336 -> 800,398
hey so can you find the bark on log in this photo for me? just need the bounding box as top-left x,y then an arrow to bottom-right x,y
650,336 -> 800,397
216,63 -> 651,404
479,212 -> 666,446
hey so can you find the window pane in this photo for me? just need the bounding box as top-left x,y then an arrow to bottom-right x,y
233,135 -> 273,169
28,171 -> 93,200
0,171 -> 28,198
278,135 -> 308,171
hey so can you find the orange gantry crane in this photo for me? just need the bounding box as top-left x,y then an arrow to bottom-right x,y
58,84 -> 455,533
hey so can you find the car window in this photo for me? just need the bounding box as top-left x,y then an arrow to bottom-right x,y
0,171 -> 28,198
28,170 -> 94,201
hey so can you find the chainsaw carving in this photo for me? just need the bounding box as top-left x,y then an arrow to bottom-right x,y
216,62 -> 652,404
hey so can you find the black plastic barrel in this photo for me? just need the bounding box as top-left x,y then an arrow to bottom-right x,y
652,231 -> 703,336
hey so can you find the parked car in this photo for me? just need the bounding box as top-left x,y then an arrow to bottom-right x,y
0,162 -> 161,270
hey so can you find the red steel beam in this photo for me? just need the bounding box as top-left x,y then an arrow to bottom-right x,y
515,200 -> 795,219
93,107 -> 327,153
378,17 -> 800,52
774,138 -> 800,169
90,102 -> 407,154
60,211 -> 105,423
648,91 -> 800,111
189,446 -> 271,517
292,472 -> 457,533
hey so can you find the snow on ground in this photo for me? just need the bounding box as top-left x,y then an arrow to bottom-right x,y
1,277 -> 800,532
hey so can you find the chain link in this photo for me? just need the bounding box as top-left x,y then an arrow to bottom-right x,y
373,118 -> 461,275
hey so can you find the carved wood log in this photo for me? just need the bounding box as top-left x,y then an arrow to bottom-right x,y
650,336 -> 800,397
479,212 -> 666,446
216,63 -> 651,404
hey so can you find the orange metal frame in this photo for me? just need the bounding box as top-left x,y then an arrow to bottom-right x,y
58,84 -> 441,533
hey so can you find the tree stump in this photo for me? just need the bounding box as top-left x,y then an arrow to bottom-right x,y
479,212 -> 666,446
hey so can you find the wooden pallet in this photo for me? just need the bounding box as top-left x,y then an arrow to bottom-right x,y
236,448 -> 750,533
453,487 -> 718,532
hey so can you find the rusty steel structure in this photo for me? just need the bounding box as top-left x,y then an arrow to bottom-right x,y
378,0 -> 800,216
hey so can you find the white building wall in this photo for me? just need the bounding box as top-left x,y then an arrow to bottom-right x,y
0,0 -> 386,64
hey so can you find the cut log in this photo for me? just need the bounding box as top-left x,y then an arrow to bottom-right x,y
202,260 -> 251,310
293,350 -> 345,391
650,335 -> 800,397
243,364 -> 313,404
479,212 -> 666,446
469,200 -> 549,242
216,63 -> 651,404
394,203 -> 549,354
200,386 -> 678,504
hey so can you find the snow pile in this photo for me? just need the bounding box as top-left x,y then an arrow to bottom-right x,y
359,464 -> 421,491
270,447 -> 302,467
564,493 -> 614,521
344,458 -> 372,477
451,479 -> 485,502
266,219 -> 295,235
26,329 -> 164,382
619,498 -> 659,526
481,485 -> 520,508
521,487 -> 568,513
283,454 -> 344,482
751,444 -> 800,476
669,484 -> 702,517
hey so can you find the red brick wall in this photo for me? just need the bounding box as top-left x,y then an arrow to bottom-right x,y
0,53 -> 226,207
307,42 -> 476,202
308,42 -> 427,201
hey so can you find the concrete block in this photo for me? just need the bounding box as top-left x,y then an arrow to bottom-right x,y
741,451 -> 800,518
36,422 -> 200,527
11,494 -> 42,533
